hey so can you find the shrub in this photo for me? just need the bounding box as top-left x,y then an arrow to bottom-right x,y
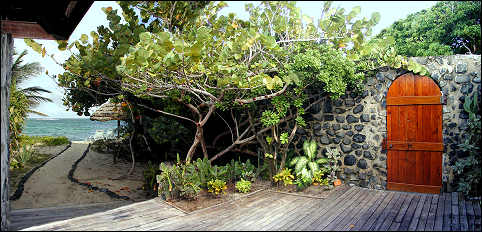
452,92 -> 481,198
192,157 -> 212,188
10,144 -> 35,169
312,170 -> 329,186
19,135 -> 70,147
273,168 -> 295,186
207,179 -> 227,196
143,161 -> 159,196
227,158 -> 257,182
289,140 -> 329,188
156,160 -> 201,200
235,179 -> 252,193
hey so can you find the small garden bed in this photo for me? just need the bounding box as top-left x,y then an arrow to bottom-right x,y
163,178 -> 341,213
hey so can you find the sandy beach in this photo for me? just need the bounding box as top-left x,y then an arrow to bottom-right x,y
11,142 -> 151,210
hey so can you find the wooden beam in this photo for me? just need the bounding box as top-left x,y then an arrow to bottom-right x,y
386,96 -> 442,105
1,32 -> 14,231
1,20 -> 56,40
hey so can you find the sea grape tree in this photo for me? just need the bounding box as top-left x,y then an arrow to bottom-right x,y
26,1 -> 431,165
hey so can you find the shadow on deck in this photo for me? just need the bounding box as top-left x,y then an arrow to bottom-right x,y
11,186 -> 482,231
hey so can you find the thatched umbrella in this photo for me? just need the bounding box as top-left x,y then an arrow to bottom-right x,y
89,100 -> 130,168
90,100 -> 129,122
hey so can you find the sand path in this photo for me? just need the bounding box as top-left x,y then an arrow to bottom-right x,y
12,142 -> 150,210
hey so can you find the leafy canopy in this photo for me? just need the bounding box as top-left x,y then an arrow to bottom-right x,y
376,1 -> 481,56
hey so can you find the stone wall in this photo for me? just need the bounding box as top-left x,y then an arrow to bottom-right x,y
287,55 -> 480,192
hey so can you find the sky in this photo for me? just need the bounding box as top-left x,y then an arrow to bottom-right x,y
14,1 -> 438,119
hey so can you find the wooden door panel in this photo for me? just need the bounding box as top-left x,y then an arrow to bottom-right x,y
386,73 -> 442,194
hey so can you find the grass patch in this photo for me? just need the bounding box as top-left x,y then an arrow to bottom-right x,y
9,152 -> 53,194
19,135 -> 70,146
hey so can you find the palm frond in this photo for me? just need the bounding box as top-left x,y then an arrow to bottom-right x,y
20,86 -> 52,95
28,109 -> 49,117
26,95 -> 53,107
11,49 -> 44,85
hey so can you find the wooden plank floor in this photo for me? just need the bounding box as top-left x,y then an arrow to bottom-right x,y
13,186 -> 482,231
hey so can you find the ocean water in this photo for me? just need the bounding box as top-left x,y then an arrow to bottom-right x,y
23,118 -> 122,141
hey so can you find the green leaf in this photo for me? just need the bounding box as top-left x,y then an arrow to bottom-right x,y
56,40 -> 68,51
295,157 -> 308,174
371,12 -> 381,24
139,32 -> 152,42
80,34 -> 89,44
24,39 -> 42,54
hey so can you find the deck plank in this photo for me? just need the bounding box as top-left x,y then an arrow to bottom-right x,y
466,200 -> 475,231
284,186 -> 357,231
408,194 -> 427,231
368,191 -> 404,231
398,194 -> 421,231
388,193 -> 416,231
15,185 -> 474,232
415,194 -> 432,231
335,191 -> 386,231
458,194 -> 469,231
307,187 -> 365,230
354,191 -> 395,231
276,185 -> 352,231
451,192 -> 460,231
424,194 -> 439,231
474,201 -> 481,232
443,192 -> 452,231
434,194 -> 445,231
377,192 -> 408,231
324,189 -> 373,231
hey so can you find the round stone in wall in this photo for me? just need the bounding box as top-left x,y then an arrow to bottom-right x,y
320,135 -> 330,145
340,144 -> 352,153
353,105 -> 364,114
346,115 -> 359,123
353,134 -> 366,143
357,159 -> 368,169
363,151 -> 375,160
354,124 -> 364,131
344,155 -> 356,166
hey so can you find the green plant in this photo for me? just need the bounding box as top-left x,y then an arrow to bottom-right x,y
12,144 -> 35,169
312,170 -> 329,186
209,165 -> 229,182
143,161 -> 159,195
294,173 -> 313,191
193,157 -> 212,188
156,160 -> 201,200
235,179 -> 252,193
207,179 -> 227,196
273,168 -> 295,186
324,147 -> 342,184
289,140 -> 329,182
227,158 -> 257,182
452,92 -> 481,198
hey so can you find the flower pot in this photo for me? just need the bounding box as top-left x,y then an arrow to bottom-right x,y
333,179 -> 341,187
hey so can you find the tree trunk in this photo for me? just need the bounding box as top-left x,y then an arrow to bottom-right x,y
1,32 -> 13,231
186,126 -> 202,162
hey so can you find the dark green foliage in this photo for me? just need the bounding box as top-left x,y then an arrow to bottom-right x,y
226,158 -> 256,182
157,160 -> 201,200
143,161 -> 159,196
376,1 -> 481,56
452,93 -> 481,198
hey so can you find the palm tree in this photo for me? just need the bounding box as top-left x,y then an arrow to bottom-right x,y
11,49 -> 53,116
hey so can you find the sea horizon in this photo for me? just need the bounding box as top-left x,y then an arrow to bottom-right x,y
23,118 -> 122,141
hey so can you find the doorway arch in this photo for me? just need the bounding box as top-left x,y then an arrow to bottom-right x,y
386,72 -> 443,194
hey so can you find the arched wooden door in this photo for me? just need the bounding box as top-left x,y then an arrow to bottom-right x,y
386,73 -> 443,194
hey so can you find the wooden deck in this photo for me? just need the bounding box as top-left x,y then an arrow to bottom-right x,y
12,186 -> 482,231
